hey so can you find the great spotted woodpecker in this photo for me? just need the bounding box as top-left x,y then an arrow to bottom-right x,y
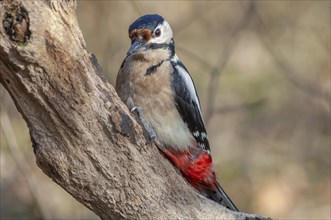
116,14 -> 238,211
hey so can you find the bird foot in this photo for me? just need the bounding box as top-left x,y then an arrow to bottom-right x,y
131,106 -> 159,146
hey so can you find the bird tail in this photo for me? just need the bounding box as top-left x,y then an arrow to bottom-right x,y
209,182 -> 239,212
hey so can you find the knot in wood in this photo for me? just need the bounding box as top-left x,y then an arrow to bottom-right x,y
3,3 -> 31,45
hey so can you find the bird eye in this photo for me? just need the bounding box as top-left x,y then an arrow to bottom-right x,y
154,28 -> 161,37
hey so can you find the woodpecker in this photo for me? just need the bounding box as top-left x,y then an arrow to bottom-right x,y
116,14 -> 238,211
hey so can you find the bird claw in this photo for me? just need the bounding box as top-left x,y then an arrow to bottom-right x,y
146,135 -> 156,145
131,105 -> 158,146
131,106 -> 143,115
144,124 -> 157,146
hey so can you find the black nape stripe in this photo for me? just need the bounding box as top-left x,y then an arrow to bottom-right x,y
147,39 -> 175,55
147,43 -> 169,50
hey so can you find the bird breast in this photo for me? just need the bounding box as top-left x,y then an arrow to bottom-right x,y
117,50 -> 195,150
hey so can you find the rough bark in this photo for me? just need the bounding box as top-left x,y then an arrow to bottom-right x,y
0,1 -> 270,219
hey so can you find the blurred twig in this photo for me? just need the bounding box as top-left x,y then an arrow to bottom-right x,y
314,30 -> 330,54
129,0 -> 142,15
253,5 -> 330,105
213,98 -> 266,115
0,113 -> 51,219
205,0 -> 255,124
176,46 -> 214,70
174,2 -> 222,35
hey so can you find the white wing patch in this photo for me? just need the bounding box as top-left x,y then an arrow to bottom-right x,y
175,64 -> 203,117
193,131 -> 199,137
171,54 -> 179,63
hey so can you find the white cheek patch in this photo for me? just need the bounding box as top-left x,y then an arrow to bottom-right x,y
150,20 -> 173,44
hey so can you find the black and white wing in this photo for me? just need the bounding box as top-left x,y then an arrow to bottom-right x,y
171,57 -> 210,151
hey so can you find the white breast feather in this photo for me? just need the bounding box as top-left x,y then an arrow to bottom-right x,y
150,111 -> 194,150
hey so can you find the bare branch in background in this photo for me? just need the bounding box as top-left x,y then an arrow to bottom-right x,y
253,5 -> 330,105
205,0 -> 255,124
129,0 -> 142,15
314,30 -> 330,54
213,98 -> 266,115
174,2 -> 221,35
0,113 -> 51,219
176,46 -> 214,70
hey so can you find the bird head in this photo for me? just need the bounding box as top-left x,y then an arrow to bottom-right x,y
127,14 -> 174,56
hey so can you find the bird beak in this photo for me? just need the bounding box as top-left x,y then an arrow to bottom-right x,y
127,40 -> 146,56
127,29 -> 152,56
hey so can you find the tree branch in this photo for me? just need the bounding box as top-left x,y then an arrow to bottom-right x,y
204,0 -> 255,124
0,1 -> 270,219
252,5 -> 330,105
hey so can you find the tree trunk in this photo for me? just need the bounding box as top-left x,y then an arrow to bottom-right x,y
0,1 -> 270,219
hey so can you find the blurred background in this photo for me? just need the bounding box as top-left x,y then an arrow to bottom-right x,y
1,1 -> 330,219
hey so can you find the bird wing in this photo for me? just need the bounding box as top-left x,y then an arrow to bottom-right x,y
171,58 -> 210,151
